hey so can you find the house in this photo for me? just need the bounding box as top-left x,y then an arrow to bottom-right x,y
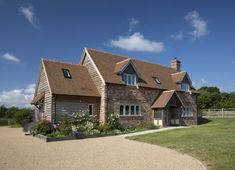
31,48 -> 199,127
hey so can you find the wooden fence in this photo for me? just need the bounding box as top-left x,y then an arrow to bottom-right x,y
201,108 -> 235,118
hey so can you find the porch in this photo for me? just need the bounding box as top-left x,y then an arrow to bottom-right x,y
151,90 -> 184,127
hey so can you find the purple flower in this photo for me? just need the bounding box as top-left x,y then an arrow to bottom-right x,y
53,123 -> 60,129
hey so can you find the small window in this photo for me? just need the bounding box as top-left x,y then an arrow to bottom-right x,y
154,110 -> 162,119
123,73 -> 137,85
181,106 -> 193,117
181,83 -> 189,92
88,104 -> 93,115
154,77 -> 161,84
62,69 -> 72,78
119,104 -> 140,116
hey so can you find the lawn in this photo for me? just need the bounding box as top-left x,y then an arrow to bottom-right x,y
127,118 -> 235,170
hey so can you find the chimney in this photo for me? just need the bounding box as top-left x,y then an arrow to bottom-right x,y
171,57 -> 181,72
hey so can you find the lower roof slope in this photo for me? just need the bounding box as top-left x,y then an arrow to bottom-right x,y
43,59 -> 100,97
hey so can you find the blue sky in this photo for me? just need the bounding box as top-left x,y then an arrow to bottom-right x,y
0,0 -> 235,107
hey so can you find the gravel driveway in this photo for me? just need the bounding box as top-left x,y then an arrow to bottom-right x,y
0,127 -> 205,170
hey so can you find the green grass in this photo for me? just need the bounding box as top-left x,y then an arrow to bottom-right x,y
127,118 -> 235,170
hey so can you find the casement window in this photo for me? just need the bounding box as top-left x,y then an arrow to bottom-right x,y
154,109 -> 162,119
88,104 -> 93,115
181,106 -> 193,117
62,69 -> 72,79
123,73 -> 137,85
119,104 -> 140,116
181,83 -> 189,92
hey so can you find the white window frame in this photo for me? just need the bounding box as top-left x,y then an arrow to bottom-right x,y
88,104 -> 93,115
181,83 -> 189,92
123,73 -> 137,86
119,104 -> 141,116
181,106 -> 193,117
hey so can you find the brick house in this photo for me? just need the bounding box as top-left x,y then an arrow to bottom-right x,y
31,48 -> 199,127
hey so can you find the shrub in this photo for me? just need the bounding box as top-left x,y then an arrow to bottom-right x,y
34,120 -> 53,135
58,118 -> 72,136
107,113 -> 121,130
86,129 -> 100,136
97,124 -> 110,133
70,112 -> 95,133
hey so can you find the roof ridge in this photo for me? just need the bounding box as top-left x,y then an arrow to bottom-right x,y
86,48 -> 177,72
116,58 -> 130,65
171,71 -> 186,75
42,58 -> 81,66
163,89 -> 175,93
86,48 -> 128,59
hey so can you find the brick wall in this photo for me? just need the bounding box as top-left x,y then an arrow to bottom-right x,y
107,84 -> 161,127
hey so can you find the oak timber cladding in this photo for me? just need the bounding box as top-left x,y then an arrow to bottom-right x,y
54,95 -> 99,121
35,65 -> 52,120
82,53 -> 106,123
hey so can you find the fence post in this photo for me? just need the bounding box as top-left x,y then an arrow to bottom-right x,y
222,108 -> 224,118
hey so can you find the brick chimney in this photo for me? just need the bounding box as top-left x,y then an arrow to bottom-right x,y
171,57 -> 181,71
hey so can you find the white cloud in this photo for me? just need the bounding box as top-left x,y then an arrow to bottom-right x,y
170,31 -> 184,40
1,53 -> 20,62
185,10 -> 208,39
19,5 -> 39,29
108,32 -> 164,52
0,84 -> 35,108
128,18 -> 139,32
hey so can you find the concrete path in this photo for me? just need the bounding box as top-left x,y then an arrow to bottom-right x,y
0,127 -> 205,170
120,126 -> 188,137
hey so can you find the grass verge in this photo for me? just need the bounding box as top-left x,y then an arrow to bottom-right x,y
127,118 -> 235,170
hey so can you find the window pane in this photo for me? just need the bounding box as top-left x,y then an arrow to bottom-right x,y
128,75 -> 131,85
88,105 -> 93,115
125,105 -> 129,115
136,105 -> 139,115
120,105 -> 124,115
62,69 -> 71,78
131,105 -> 135,115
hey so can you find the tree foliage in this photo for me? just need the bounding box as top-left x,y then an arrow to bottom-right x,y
0,105 -> 33,125
198,86 -> 235,109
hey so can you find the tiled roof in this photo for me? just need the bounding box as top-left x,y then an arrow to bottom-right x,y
42,59 -> 100,97
151,90 -> 176,108
86,48 -> 198,93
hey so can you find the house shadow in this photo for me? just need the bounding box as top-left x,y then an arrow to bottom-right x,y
198,117 -> 211,125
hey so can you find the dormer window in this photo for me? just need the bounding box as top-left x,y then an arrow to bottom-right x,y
62,69 -> 72,79
123,73 -> 137,85
181,83 -> 189,92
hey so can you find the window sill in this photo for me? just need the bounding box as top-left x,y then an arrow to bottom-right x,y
119,115 -> 142,117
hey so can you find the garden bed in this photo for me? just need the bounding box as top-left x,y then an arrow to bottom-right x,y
33,127 -> 159,142
30,113 -> 158,142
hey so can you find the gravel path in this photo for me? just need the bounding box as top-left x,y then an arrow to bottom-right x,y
0,127 -> 205,170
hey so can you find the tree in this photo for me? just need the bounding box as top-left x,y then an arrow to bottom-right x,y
198,86 -> 235,109
0,105 -> 7,118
